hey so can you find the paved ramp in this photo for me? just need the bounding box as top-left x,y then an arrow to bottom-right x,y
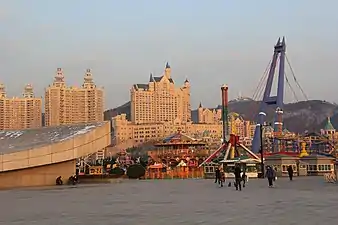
0,122 -> 111,172
0,123 -> 106,154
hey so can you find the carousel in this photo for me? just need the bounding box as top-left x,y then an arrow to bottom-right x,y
146,130 -> 208,179
147,129 -> 210,168
116,149 -> 134,167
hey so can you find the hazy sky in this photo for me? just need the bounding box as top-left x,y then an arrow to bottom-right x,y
1,1 -> 338,109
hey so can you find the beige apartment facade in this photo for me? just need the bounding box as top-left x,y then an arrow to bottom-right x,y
0,83 -> 42,130
112,113 -> 255,145
228,113 -> 255,138
197,104 -> 255,138
197,103 -> 222,124
44,68 -> 104,126
112,113 -> 223,144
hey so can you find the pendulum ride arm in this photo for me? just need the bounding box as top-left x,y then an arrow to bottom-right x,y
198,143 -> 227,167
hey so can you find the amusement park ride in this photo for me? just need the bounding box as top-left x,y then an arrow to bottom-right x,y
199,84 -> 262,178
199,37 -> 337,177
148,130 -> 210,168
75,37 -> 337,179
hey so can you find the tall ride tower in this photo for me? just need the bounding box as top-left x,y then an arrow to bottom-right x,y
252,37 -> 286,153
221,84 -> 229,143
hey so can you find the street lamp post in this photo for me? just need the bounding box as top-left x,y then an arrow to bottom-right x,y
259,124 -> 265,178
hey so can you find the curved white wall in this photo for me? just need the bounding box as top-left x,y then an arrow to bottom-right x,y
0,122 -> 111,172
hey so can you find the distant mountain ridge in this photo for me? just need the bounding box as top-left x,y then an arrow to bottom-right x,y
104,99 -> 338,133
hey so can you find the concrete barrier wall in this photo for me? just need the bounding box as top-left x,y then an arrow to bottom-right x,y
0,121 -> 111,172
0,160 -> 76,189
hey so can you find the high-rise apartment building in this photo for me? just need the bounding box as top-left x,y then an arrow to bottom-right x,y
0,83 -> 42,130
130,63 -> 191,124
44,68 -> 104,126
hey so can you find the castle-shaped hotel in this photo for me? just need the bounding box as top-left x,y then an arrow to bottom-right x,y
131,63 -> 191,124
112,63 -> 255,145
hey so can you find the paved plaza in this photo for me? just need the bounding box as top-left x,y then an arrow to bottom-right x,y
0,177 -> 337,225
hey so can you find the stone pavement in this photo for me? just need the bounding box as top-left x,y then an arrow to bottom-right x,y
0,176 -> 337,225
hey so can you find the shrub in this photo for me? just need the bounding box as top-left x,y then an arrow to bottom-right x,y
127,164 -> 146,179
110,167 -> 125,176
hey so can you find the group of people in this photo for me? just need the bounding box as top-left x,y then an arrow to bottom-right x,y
266,165 -> 294,187
55,175 -> 79,186
214,164 -> 247,191
215,164 -> 294,189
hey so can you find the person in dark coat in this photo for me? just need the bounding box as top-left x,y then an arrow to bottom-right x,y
215,167 -> 221,184
56,176 -> 63,185
242,171 -> 247,187
287,165 -> 294,181
234,164 -> 242,191
266,166 -> 276,187
219,169 -> 225,187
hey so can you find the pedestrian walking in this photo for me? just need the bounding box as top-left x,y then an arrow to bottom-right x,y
266,166 -> 276,188
234,164 -> 242,191
287,165 -> 294,181
215,167 -> 221,184
242,171 -> 247,187
219,169 -> 225,187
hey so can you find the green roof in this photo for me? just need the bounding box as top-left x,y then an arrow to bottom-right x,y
324,117 -> 335,131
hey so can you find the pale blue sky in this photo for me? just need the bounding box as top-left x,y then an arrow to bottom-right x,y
1,0 -> 338,109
